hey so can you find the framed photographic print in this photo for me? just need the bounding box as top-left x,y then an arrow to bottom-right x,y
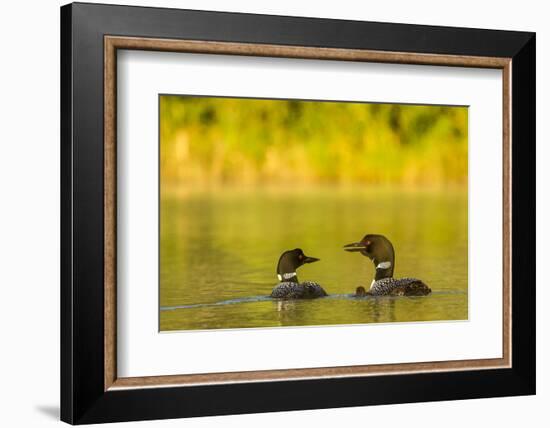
61,2 -> 535,424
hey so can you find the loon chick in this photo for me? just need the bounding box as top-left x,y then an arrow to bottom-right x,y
354,286 -> 368,297
344,234 -> 431,296
271,249 -> 327,299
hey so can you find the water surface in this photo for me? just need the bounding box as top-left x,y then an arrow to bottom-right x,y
160,187 -> 467,331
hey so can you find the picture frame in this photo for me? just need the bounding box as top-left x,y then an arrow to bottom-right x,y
61,2 -> 535,424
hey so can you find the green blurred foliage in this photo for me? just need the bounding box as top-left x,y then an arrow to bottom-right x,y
160,96 -> 468,187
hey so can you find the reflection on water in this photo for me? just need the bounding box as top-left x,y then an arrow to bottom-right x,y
160,187 -> 468,331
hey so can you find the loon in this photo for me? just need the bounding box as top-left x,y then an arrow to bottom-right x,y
344,234 -> 431,296
354,286 -> 368,297
270,249 -> 328,299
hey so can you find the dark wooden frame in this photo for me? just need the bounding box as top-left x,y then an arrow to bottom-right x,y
61,2 -> 535,424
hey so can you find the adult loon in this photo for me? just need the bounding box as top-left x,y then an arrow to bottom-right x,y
344,234 -> 431,296
271,249 -> 328,299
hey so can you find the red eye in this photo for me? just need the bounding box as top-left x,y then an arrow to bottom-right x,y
298,254 -> 303,260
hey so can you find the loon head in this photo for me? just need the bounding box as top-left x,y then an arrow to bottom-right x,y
343,234 -> 395,280
276,248 -> 320,283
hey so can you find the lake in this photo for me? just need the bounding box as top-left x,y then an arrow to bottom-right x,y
160,187 -> 468,331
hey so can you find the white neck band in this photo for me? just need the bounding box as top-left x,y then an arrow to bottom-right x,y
376,261 -> 392,270
277,272 -> 297,281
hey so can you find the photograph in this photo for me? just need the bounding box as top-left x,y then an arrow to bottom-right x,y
159,95 -> 469,331
52,1 -> 536,425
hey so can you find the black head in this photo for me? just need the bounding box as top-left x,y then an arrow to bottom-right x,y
276,248 -> 320,282
343,234 -> 395,279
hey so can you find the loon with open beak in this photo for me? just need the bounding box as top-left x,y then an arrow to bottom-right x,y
344,234 -> 431,296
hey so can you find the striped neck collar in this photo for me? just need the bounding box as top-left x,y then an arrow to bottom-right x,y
277,272 -> 297,281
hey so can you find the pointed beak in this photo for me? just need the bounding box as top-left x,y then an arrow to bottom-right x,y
343,242 -> 366,252
303,256 -> 320,264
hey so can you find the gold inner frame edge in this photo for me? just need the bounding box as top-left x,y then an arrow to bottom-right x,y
104,35 -> 512,391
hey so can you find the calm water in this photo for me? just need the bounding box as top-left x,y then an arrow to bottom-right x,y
160,187 -> 468,331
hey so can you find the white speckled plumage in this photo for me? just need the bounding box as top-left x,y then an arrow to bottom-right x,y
271,281 -> 327,299
369,277 -> 430,296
